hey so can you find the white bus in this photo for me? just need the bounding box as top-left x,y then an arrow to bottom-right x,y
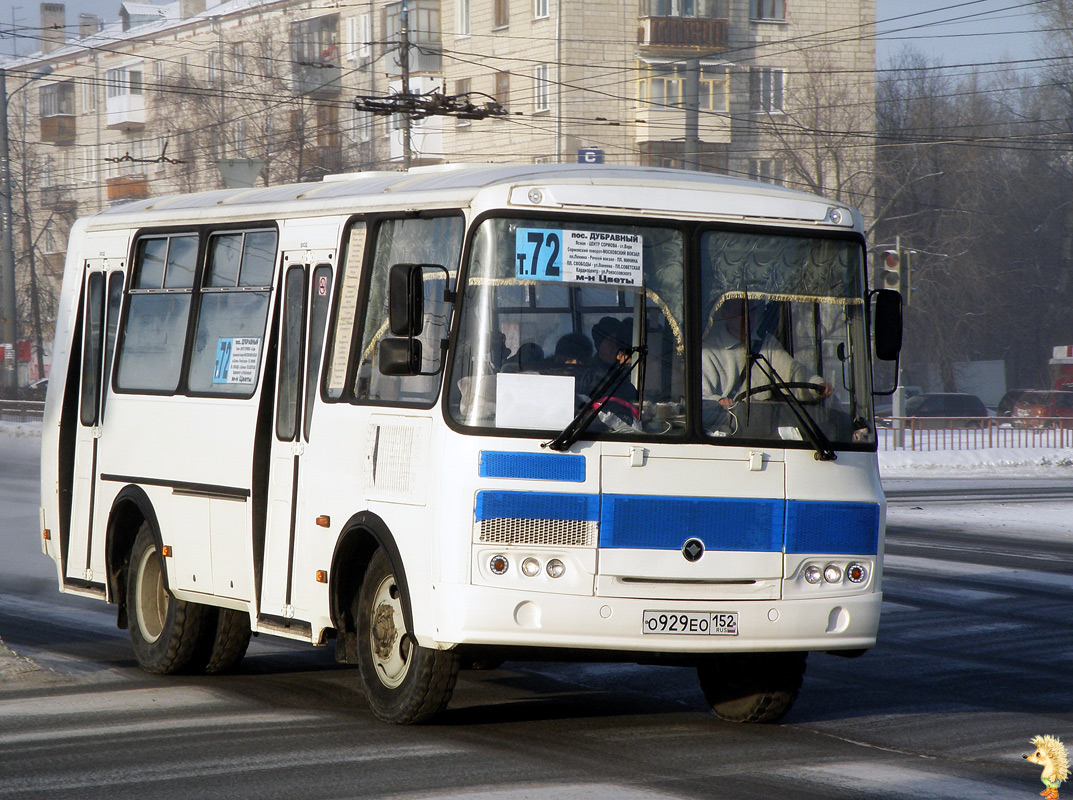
40,164 -> 902,724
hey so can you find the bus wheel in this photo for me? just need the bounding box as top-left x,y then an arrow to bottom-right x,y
191,607 -> 252,674
354,549 -> 459,724
697,651 -> 807,723
126,523 -> 206,674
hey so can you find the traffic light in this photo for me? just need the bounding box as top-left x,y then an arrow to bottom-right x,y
880,250 -> 901,292
876,247 -> 911,305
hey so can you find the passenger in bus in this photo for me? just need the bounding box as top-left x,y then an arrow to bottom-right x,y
581,317 -> 638,402
549,333 -> 593,373
501,342 -> 545,373
701,299 -> 832,408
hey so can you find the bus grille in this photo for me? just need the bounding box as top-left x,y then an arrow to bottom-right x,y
476,518 -> 597,547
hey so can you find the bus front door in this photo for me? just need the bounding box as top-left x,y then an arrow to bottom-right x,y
260,259 -> 333,627
66,263 -> 123,587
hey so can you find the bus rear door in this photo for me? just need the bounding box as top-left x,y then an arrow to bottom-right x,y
66,261 -> 124,587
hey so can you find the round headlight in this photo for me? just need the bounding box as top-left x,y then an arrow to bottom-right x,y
489,554 -> 509,575
846,562 -> 868,583
803,564 -> 822,584
521,557 -> 541,577
823,564 -> 843,584
546,558 -> 566,578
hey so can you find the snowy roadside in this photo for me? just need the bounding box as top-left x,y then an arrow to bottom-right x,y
3,419 -> 1072,477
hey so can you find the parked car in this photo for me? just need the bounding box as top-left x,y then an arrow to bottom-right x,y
904,393 -> 988,428
996,388 -> 1029,417
1011,390 -> 1073,428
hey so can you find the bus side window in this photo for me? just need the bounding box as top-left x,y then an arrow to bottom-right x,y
304,265 -> 332,438
352,215 -> 463,406
115,234 -> 197,393
79,273 -> 104,426
187,229 -> 277,396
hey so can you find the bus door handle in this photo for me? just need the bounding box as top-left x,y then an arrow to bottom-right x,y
292,441 -> 305,456
92,426 -> 102,440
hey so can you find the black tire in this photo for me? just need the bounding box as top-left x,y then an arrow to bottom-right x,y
126,523 -> 207,674
697,651 -> 807,723
191,607 -> 252,674
354,549 -> 459,724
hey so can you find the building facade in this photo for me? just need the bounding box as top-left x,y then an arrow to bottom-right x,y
1,0 -> 874,381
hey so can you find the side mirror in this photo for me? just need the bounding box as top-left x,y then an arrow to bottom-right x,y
388,263 -> 424,337
378,337 -> 423,375
874,289 -> 902,361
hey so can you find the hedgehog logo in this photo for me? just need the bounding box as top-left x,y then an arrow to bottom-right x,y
1024,735 -> 1070,799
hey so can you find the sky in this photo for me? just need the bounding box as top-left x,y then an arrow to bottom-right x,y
0,0 -> 1052,68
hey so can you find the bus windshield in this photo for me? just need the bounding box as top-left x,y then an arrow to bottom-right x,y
448,216 -> 872,448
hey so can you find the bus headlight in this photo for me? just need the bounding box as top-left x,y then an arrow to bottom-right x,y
546,559 -> 566,578
823,564 -> 843,584
846,562 -> 867,583
803,564 -> 822,584
521,557 -> 541,577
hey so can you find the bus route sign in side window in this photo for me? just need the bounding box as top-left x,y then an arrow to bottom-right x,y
514,228 -> 643,288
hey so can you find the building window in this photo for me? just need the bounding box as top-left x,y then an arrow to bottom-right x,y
495,70 -> 510,111
233,120 -> 247,156
751,0 -> 785,21
639,0 -> 728,17
638,62 -> 728,111
106,66 -> 143,98
749,67 -> 783,112
154,60 -> 165,87
639,140 -> 727,172
232,43 -> 245,84
458,0 -> 471,35
494,0 -> 509,28
750,158 -> 784,185
179,55 -> 189,79
207,50 -> 218,84
455,77 -> 472,126
292,14 -> 342,96
82,77 -> 96,112
534,0 -> 548,19
82,145 -> 97,182
533,64 -> 550,112
40,82 -> 75,116
358,13 -> 372,59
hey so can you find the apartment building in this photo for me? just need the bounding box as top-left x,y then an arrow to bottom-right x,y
2,0 -> 874,378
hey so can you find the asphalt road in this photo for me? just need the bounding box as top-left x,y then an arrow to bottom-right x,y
2,435 -> 1071,800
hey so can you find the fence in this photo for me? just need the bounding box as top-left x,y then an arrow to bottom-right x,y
877,417 -> 1073,451
0,401 -> 44,423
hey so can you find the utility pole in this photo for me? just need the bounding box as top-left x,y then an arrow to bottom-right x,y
0,68 -> 15,389
683,58 -> 700,171
400,0 -> 411,170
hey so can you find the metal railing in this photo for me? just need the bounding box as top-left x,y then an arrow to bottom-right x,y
877,417 -> 1073,451
0,400 -> 44,422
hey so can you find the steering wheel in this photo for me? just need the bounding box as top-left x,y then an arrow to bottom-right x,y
731,381 -> 827,406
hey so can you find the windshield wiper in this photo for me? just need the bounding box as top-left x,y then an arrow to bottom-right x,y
748,352 -> 836,461
543,346 -> 646,453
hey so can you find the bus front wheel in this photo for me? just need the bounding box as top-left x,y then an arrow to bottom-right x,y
354,549 -> 459,724
697,651 -> 807,723
126,523 -> 206,674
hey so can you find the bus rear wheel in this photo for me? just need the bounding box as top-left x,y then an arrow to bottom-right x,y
126,523 -> 206,674
354,549 -> 459,724
697,651 -> 807,723
191,607 -> 252,674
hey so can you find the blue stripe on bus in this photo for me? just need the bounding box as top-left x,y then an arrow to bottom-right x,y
598,495 -> 784,551
784,500 -> 880,555
473,491 -> 880,556
478,451 -> 586,482
475,490 -> 599,523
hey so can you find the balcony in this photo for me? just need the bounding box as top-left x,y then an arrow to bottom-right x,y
638,16 -> 728,51
41,184 -> 78,212
106,92 -> 145,130
40,115 -> 76,146
106,175 -> 149,202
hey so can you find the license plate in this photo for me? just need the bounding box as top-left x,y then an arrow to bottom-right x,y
642,611 -> 738,636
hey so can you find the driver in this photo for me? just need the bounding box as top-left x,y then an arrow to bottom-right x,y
701,298 -> 832,407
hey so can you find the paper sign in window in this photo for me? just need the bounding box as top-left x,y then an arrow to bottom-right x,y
495,372 -> 577,430
515,228 -> 643,288
213,337 -> 261,385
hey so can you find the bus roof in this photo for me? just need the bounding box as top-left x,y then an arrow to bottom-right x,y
89,163 -> 860,230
